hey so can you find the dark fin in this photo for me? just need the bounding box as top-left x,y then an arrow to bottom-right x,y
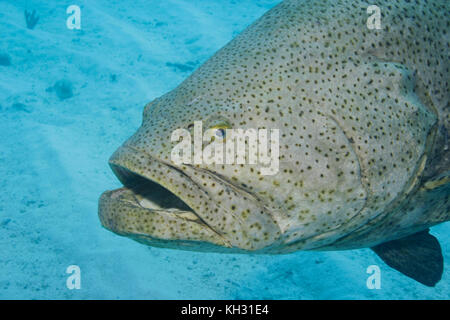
371,230 -> 443,287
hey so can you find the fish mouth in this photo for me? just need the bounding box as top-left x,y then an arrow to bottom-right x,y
98,145 -> 232,251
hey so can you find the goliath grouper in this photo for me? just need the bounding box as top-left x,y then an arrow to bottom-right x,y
99,0 -> 449,286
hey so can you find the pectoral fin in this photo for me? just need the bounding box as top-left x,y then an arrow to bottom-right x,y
371,230 -> 443,287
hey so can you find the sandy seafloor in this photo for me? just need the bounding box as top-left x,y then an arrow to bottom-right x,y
0,0 -> 448,299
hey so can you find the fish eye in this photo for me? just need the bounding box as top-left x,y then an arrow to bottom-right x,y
215,128 -> 226,138
209,123 -> 230,141
204,116 -> 232,142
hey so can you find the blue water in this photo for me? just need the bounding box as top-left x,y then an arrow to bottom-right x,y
0,0 -> 448,299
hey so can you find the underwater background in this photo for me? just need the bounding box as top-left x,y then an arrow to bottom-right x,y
0,0 -> 448,299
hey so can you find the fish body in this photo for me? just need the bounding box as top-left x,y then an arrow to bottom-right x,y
99,0 -> 449,285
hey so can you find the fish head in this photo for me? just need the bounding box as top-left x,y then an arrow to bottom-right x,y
99,0 -> 440,253
98,88 -> 286,253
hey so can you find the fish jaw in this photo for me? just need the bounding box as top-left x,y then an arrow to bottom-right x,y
98,144 -> 282,252
98,188 -> 233,252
